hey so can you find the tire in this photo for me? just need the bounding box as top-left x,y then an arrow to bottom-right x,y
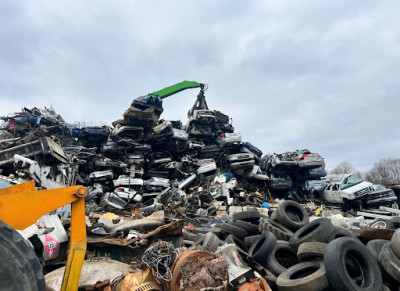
233,210 -> 261,223
366,239 -> 389,261
297,242 -> 327,262
195,232 -> 220,253
276,261 -> 329,291
391,228 -> 400,258
225,234 -> 248,253
379,242 -> 400,282
191,226 -> 222,237
391,217 -> 400,228
327,227 -> 358,242
218,223 -> 249,238
0,220 -> 45,291
370,219 -> 395,230
266,241 -> 299,276
248,231 -> 277,267
289,218 -> 334,251
244,235 -> 263,248
232,219 -> 260,235
324,237 -> 383,291
276,200 -> 309,231
262,219 -> 294,241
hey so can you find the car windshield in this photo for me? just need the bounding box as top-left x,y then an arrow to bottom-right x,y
339,175 -> 363,190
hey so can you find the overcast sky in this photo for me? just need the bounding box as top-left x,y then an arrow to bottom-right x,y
1,0 -> 399,172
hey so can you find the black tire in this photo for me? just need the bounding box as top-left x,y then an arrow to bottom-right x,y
233,210 -> 261,223
191,226 -> 222,237
218,223 -> 249,238
276,260 -> 329,291
248,231 -> 277,267
391,228 -> 400,258
327,227 -> 358,242
379,242 -> 400,282
225,234 -> 248,253
262,219 -> 294,241
232,219 -> 259,235
0,220 -> 45,291
324,237 -> 383,291
244,235 -> 263,248
370,219 -> 395,230
297,242 -> 327,262
276,200 -> 309,231
366,239 -> 389,261
289,218 -> 334,251
195,232 -> 220,253
391,217 -> 400,228
266,241 -> 299,276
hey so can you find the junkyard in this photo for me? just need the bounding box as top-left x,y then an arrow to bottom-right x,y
0,81 -> 399,291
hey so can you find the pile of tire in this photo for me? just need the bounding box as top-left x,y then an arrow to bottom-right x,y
183,202 -> 400,290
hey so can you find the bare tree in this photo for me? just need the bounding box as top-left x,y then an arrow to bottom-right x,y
365,158 -> 400,185
331,161 -> 355,175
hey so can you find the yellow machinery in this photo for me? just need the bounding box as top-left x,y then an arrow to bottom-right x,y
0,180 -> 87,291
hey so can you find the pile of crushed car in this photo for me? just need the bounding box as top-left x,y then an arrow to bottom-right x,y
0,81 -> 399,291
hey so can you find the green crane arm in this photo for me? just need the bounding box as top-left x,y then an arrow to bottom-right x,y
148,80 -> 204,100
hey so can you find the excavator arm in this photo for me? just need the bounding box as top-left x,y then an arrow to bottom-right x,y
0,181 -> 87,291
149,80 -> 205,100
132,81 -> 207,114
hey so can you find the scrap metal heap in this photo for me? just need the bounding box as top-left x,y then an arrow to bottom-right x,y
0,82 -> 399,291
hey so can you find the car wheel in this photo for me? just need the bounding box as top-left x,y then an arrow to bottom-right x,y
370,219 -> 395,230
324,237 -> 383,291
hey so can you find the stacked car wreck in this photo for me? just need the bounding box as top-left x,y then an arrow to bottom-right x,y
0,81 -> 399,291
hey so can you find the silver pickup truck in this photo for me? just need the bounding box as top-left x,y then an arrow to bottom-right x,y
321,174 -> 397,209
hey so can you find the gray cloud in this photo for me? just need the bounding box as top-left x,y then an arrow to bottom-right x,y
1,0 -> 399,172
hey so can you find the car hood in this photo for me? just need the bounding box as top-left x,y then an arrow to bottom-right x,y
342,181 -> 373,193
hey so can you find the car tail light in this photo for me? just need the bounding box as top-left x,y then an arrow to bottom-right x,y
269,178 -> 273,184
300,154 -> 309,160
219,133 -> 225,138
